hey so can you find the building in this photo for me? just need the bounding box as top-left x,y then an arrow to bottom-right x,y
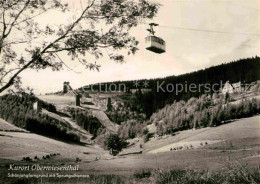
33,101 -> 42,113
63,82 -> 70,93
221,81 -> 233,94
221,81 -> 242,94
63,82 -> 81,106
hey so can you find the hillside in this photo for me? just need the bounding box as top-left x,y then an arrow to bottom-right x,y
145,115 -> 260,154
1,57 -> 259,151
148,86 -> 260,136
1,115 -> 259,177
0,94 -> 81,143
39,95 -> 119,133
0,118 -> 28,133
1,81 -> 260,184
80,56 -> 260,118
91,110 -> 119,132
0,120 -> 108,161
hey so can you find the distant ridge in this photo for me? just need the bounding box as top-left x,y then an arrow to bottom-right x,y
80,56 -> 260,92
79,56 -> 260,118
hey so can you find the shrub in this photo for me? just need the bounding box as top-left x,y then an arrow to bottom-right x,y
143,128 -> 149,135
68,108 -> 103,137
134,169 -> 152,179
25,116 -> 80,143
144,133 -> 153,143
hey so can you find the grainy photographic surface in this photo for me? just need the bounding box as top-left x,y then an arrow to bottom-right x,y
0,0 -> 260,183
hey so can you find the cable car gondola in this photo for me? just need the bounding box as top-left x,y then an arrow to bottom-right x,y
145,23 -> 166,54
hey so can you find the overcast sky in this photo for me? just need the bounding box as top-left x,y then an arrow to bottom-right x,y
20,0 -> 260,94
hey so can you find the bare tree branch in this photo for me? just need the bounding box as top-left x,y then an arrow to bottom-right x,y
0,58 -> 36,93
54,53 -> 81,73
0,10 -> 7,53
43,0 -> 95,53
0,67 -> 21,83
5,0 -> 31,38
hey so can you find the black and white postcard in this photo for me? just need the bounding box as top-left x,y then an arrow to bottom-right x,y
0,0 -> 259,183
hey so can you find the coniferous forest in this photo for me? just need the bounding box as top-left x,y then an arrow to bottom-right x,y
151,95 -> 260,136
0,93 -> 80,142
81,56 -> 260,118
0,57 -> 259,142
